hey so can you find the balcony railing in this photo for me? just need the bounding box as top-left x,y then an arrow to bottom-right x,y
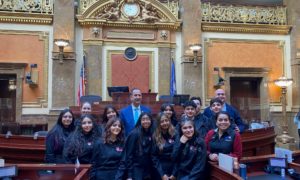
0,0 -> 53,14
201,2 -> 287,25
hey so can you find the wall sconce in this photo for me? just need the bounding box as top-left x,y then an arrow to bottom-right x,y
54,39 -> 69,63
189,44 -> 202,66
274,75 -> 294,148
8,78 -> 16,91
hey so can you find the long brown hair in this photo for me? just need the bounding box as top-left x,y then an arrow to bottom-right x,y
103,117 -> 125,144
153,113 -> 175,152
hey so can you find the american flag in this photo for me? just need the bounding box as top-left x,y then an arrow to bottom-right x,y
77,55 -> 87,105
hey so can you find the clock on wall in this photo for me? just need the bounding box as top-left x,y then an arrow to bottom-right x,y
122,2 -> 140,17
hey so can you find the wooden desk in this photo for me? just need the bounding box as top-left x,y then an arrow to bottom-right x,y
209,161 -> 242,180
9,164 -> 91,180
0,134 -> 45,163
241,127 -> 276,157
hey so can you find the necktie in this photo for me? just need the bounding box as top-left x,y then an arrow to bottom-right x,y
134,108 -> 139,124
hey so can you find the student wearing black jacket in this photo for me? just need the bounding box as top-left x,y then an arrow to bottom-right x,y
172,118 -> 207,180
160,103 -> 178,127
152,113 -> 177,180
90,117 -> 125,180
45,109 -> 75,163
116,112 -> 155,180
63,114 -> 101,164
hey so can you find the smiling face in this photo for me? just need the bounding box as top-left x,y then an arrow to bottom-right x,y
61,112 -> 73,128
81,102 -> 92,115
81,117 -> 93,134
210,102 -> 222,114
141,114 -> 151,130
181,121 -> 194,139
215,89 -> 226,103
216,113 -> 231,132
163,105 -> 173,119
130,89 -> 142,107
110,120 -> 122,137
184,106 -> 196,119
160,115 -> 171,131
106,108 -> 117,120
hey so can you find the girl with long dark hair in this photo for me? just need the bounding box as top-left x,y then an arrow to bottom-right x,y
116,112 -> 155,180
63,114 -> 101,164
45,109 -> 75,163
152,113 -> 177,180
160,103 -> 177,126
90,117 -> 125,180
172,117 -> 207,180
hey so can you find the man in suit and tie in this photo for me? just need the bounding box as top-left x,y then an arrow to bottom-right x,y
120,88 -> 151,135
203,89 -> 246,133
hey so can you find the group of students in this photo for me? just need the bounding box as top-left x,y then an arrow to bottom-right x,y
45,91 -> 243,180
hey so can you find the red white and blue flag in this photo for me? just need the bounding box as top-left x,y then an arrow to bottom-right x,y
77,55 -> 87,105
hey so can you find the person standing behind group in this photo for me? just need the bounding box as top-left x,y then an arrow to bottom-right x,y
204,98 -> 224,129
205,111 -> 242,162
120,88 -> 151,136
116,112 -> 155,180
101,105 -> 119,131
204,89 -> 246,133
152,113 -> 177,180
45,109 -> 75,163
75,101 -> 93,126
190,97 -> 214,138
160,103 -> 177,126
172,118 -> 207,180
63,114 -> 101,164
90,117 -> 125,180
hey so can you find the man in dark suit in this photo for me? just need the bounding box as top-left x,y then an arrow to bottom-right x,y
119,88 -> 151,135
203,89 -> 246,133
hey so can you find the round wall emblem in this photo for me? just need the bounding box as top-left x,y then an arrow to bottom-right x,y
124,47 -> 137,61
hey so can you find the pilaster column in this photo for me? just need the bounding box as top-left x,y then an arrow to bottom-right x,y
51,0 -> 76,109
180,0 -> 203,97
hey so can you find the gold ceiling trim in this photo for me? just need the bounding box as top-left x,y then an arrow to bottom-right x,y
0,12 -> 53,24
77,0 -> 180,30
202,22 -> 291,35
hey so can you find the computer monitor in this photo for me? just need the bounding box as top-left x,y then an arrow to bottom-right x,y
173,94 -> 190,105
107,86 -> 129,97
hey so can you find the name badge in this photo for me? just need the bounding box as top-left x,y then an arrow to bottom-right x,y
87,142 -> 92,146
116,147 -> 123,152
224,136 -> 232,142
168,139 -> 174,144
190,145 -> 196,152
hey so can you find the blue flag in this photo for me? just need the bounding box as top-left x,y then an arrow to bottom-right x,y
170,58 -> 177,96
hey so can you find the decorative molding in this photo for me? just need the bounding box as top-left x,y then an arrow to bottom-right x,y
77,0 -> 180,30
0,0 -> 53,24
202,22 -> 291,35
202,2 -> 287,25
106,31 -> 155,40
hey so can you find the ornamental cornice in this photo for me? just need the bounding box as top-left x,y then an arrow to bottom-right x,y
77,0 -> 180,30
202,22 -> 291,35
0,12 -> 52,24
